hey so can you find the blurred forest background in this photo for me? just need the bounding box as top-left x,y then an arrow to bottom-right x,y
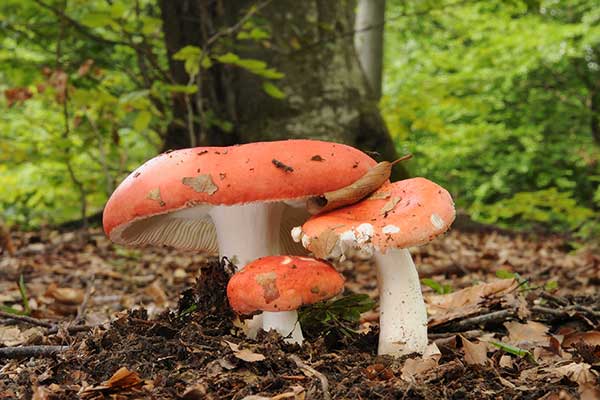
0,0 -> 599,242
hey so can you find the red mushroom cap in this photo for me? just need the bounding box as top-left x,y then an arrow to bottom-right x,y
103,140 -> 376,248
301,178 -> 455,254
227,255 -> 345,314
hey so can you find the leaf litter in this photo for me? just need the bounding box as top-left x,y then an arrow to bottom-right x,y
0,227 -> 598,399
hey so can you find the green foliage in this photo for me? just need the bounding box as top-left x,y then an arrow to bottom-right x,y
383,0 -> 600,239
298,294 -> 375,339
421,278 -> 453,294
490,341 -> 536,363
0,0 -> 167,227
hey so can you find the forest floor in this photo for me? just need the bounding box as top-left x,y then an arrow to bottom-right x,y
0,228 -> 599,399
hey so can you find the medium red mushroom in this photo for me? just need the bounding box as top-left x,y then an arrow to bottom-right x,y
103,139 -> 375,335
227,255 -> 345,344
292,178 -> 455,356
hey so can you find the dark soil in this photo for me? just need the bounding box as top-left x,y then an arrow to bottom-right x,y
0,229 -> 598,399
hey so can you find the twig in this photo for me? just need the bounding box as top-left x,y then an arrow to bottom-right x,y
532,305 -> 600,319
438,309 -> 515,332
0,345 -> 69,359
0,311 -> 53,328
539,291 -> 569,307
289,354 -> 331,400
45,324 -> 96,335
74,278 -> 95,325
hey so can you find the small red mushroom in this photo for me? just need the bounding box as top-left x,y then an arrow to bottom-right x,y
227,255 -> 345,344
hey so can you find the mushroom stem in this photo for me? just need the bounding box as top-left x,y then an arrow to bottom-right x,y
210,203 -> 306,344
262,310 -> 304,344
374,248 -> 428,356
209,202 -> 284,269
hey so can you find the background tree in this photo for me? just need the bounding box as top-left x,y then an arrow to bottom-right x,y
159,0 -> 401,169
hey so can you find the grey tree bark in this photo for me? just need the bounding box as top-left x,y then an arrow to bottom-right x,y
354,0 -> 386,99
159,0 -> 407,179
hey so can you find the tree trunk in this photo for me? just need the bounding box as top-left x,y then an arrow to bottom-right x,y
159,0 -> 407,179
354,0 -> 385,99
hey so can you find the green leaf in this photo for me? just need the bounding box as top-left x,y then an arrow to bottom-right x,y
133,111 -> 152,132
164,84 -> 198,94
496,270 -> 516,279
18,274 -> 30,316
421,278 -> 453,294
216,52 -> 240,64
490,341 -> 535,363
173,46 -> 203,77
262,82 -> 286,99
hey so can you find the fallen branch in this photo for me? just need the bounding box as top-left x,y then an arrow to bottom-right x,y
0,311 -> 53,328
0,310 -> 98,335
532,305 -> 600,319
289,354 -> 331,400
0,345 -> 69,359
436,309 -> 515,332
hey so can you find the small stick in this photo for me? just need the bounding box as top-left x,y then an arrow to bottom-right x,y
437,309 -> 515,332
0,345 -> 69,359
74,278 -> 95,325
289,354 -> 331,400
0,311 -> 53,328
45,324 -> 96,335
390,153 -> 412,166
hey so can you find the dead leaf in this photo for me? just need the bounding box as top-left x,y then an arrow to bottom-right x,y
225,340 -> 265,362
499,355 -> 513,369
233,348 -> 266,362
400,343 -> 441,382
242,385 -> 305,400
308,229 -> 339,259
77,59 -> 94,77
461,336 -> 489,365
81,367 -> 144,396
144,280 -> 167,306
306,160 -> 394,215
504,321 -> 550,348
182,174 -> 218,195
562,331 -> 600,348
427,279 -> 518,327
45,283 -> 84,305
104,367 -> 143,388
380,196 -> 401,215
551,363 -> 596,386
0,326 -> 43,346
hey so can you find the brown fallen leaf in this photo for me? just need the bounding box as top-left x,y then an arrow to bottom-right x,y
504,321 -> 550,348
0,326 -> 43,346
308,228 -> 340,259
461,335 -> 489,366
550,362 -> 596,386
562,331 -> 600,348
45,283 -> 84,305
144,280 -> 167,306
427,279 -> 518,327
400,343 -> 441,382
81,367 -> 144,396
225,340 -> 266,362
306,155 -> 411,215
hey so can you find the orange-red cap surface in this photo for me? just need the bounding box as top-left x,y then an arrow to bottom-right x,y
103,140 -> 376,242
227,255 -> 345,314
301,178 -> 455,253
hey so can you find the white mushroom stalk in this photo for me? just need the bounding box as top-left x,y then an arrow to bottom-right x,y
294,223 -> 429,356
210,202 -> 303,344
374,248 -> 427,356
